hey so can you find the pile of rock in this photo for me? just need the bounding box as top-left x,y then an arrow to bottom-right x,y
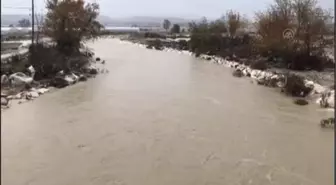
0,56 -> 107,110
124,38 -> 334,110
197,54 -> 334,108
1,87 -> 50,109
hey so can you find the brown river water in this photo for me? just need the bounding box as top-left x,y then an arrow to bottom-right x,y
1,38 -> 334,185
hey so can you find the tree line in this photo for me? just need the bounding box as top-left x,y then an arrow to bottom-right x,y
163,0 -> 333,71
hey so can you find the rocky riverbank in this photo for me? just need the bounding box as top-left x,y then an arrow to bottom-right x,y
1,44 -> 108,111
118,37 -> 334,119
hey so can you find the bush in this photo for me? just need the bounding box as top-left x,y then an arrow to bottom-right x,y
283,73 -> 312,97
289,53 -> 324,71
29,43 -> 91,80
177,40 -> 189,50
250,59 -> 268,70
144,32 -> 166,39
171,24 -> 181,34
146,39 -> 164,50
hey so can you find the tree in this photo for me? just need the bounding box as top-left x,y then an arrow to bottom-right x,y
292,0 -> 332,55
170,24 -> 180,34
44,0 -> 103,53
254,0 -> 333,70
226,10 -> 242,37
208,19 -> 227,34
163,19 -> 171,32
17,18 -> 31,27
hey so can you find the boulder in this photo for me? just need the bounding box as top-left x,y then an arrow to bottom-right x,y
256,76 -> 266,85
51,76 -> 70,88
320,117 -> 334,128
1,97 -> 9,106
57,70 -> 65,76
8,72 -> 33,87
294,99 -> 309,106
26,91 -> 39,100
14,92 -> 23,99
146,45 -> 153,49
232,69 -> 244,77
84,65 -> 99,75
319,90 -> 335,108
27,65 -> 36,75
37,88 -> 49,94
1,74 -> 9,86
250,70 -> 262,79
79,75 -> 88,82
96,57 -> 101,61
283,74 -> 313,97
312,83 -> 326,95
64,73 -> 79,84
265,75 -> 280,87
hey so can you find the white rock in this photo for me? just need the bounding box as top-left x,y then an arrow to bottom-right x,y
14,93 -> 23,99
1,97 -> 9,106
28,91 -> 39,98
64,73 -> 79,84
27,65 -> 35,74
319,90 -> 335,108
313,83 -> 326,94
57,70 -> 65,76
271,74 -> 279,80
37,88 -> 49,94
9,72 -> 33,86
1,74 -> 9,85
251,70 -> 261,79
304,80 -> 314,87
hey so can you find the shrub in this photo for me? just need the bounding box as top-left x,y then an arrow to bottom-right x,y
146,39 -> 164,50
29,43 -> 90,80
250,59 -> 268,70
283,73 -> 312,97
171,24 -> 181,34
177,40 -> 188,50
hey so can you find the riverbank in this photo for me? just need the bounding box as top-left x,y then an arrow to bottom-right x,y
1,42 -> 108,111
117,37 -> 334,110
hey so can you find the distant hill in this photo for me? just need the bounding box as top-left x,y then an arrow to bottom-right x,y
2,14 -> 193,28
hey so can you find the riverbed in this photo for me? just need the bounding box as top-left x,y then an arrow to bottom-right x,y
1,38 -> 333,185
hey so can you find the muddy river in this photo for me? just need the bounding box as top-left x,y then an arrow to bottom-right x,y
1,38 -> 334,185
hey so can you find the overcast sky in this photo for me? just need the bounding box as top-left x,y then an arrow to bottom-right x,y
1,0 -> 334,19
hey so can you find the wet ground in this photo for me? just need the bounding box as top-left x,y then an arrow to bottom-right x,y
1,38 -> 333,185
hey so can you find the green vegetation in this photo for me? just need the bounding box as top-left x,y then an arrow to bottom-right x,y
188,0 -> 334,71
163,19 -> 171,32
17,19 -> 31,27
2,0 -> 104,82
170,24 -> 181,34
44,0 -> 103,53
